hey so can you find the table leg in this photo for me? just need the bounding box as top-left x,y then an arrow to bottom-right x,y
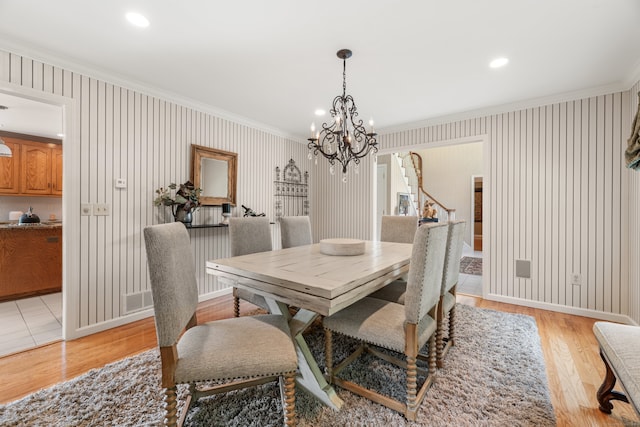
265,299 -> 343,410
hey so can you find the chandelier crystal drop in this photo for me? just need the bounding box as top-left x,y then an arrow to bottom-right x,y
307,49 -> 378,174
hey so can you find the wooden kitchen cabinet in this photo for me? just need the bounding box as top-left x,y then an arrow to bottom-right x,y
0,136 -> 62,196
0,138 -> 21,194
0,226 -> 62,301
51,145 -> 63,195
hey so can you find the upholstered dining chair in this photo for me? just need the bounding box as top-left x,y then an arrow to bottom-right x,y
143,222 -> 298,427
229,217 -> 272,317
323,222 -> 449,421
370,220 -> 467,368
434,219 -> 466,367
380,215 -> 418,244
368,215 -> 418,302
280,216 -> 313,248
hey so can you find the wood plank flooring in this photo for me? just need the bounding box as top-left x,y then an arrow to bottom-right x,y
0,294 -> 638,426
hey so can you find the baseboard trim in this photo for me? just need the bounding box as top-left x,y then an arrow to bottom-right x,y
66,288 -> 233,340
484,293 -> 636,325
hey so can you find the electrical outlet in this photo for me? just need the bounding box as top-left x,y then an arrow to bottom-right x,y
571,273 -> 581,286
94,203 -> 110,216
81,204 -> 92,216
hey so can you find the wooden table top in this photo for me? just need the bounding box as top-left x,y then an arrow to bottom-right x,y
206,240 -> 413,316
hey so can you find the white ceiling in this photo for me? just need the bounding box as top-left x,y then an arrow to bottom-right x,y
0,0 -> 639,140
0,92 -> 63,139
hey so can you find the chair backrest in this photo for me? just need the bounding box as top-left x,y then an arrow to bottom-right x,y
143,222 -> 199,347
442,220 -> 466,295
229,217 -> 272,256
280,216 -> 312,248
380,215 -> 418,244
404,222 -> 449,324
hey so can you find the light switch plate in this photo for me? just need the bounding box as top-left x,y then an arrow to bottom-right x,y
94,203 -> 110,216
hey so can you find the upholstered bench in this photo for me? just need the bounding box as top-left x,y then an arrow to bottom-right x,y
593,321 -> 640,415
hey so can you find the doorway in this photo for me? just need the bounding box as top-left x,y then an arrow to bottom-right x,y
373,135 -> 488,297
0,83 -> 73,354
472,175 -> 483,252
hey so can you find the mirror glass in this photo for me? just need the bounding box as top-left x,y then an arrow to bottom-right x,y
191,144 -> 237,206
201,158 -> 228,198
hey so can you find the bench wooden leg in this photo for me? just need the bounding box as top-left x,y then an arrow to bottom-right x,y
597,349 -> 629,414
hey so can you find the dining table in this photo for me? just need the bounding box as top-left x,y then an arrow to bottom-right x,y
205,239 -> 413,410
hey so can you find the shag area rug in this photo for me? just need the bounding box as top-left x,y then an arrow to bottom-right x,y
460,256 -> 483,276
0,304 -> 555,426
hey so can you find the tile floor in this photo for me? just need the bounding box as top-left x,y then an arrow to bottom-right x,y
457,245 -> 483,296
0,292 -> 62,358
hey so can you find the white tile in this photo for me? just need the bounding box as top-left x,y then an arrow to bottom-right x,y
0,300 -> 19,312
40,292 -> 62,305
0,335 -> 36,357
0,293 -> 62,355
16,296 -> 46,310
32,329 -> 62,346
0,311 -> 23,323
0,327 -> 32,340
41,293 -> 62,317
28,320 -> 61,334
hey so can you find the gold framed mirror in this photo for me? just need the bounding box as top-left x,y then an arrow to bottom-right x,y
191,144 -> 237,206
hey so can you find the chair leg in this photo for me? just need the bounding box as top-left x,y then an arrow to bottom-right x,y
449,304 -> 456,347
163,385 -> 178,427
436,298 -> 445,368
406,353 -> 418,421
233,292 -> 240,317
428,331 -> 437,375
597,350 -> 629,413
283,372 -> 296,426
324,328 -> 334,383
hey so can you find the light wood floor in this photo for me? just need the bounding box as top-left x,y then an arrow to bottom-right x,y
0,294 -> 638,426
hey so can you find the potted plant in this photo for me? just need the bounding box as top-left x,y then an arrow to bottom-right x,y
153,180 -> 202,224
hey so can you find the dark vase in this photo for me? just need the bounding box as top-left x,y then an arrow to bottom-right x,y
172,206 -> 193,224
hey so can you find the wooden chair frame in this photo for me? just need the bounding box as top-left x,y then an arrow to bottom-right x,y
158,312 -> 296,427
324,306 -> 438,421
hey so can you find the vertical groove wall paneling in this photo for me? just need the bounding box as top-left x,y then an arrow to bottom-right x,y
0,49 -> 308,332
377,91 -> 632,317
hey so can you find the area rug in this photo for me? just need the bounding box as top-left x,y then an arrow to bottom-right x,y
0,304 -> 555,426
460,256 -> 482,275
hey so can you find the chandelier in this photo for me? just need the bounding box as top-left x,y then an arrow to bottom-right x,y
307,49 -> 377,179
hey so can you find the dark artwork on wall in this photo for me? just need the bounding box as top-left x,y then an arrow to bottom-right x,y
274,159 -> 309,219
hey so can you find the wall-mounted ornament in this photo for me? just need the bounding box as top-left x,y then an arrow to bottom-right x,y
242,205 -> 265,217
274,159 -> 309,219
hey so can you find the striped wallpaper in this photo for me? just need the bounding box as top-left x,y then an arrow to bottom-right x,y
2,46 -> 640,335
376,92 -> 635,320
0,50 -> 309,334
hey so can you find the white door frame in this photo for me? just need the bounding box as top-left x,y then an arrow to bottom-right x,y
0,81 -> 78,340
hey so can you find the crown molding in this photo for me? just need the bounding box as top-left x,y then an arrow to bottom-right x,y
0,38 -> 303,142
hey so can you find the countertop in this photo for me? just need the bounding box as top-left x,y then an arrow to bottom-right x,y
0,221 -> 63,230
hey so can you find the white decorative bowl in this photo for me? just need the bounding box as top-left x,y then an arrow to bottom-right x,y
319,238 -> 365,256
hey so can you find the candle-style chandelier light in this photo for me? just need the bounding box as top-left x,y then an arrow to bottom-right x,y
307,49 -> 378,179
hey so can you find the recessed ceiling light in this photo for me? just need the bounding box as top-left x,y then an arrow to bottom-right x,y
56,133 -> 65,138
314,109 -> 326,116
126,12 -> 150,28
489,57 -> 509,68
